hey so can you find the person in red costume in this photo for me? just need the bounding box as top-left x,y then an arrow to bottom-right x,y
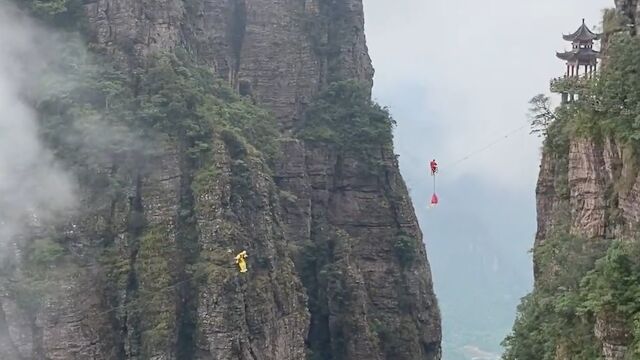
430,159 -> 438,175
429,159 -> 439,207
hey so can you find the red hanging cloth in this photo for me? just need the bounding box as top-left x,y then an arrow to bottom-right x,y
430,193 -> 439,207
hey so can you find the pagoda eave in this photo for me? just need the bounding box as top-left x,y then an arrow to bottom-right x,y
562,33 -> 601,42
556,49 -> 600,62
562,19 -> 601,42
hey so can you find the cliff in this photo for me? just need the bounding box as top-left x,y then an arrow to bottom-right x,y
0,1 -> 441,359
615,0 -> 640,31
503,2 -> 640,359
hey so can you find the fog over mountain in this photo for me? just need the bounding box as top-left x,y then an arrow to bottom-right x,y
363,0 -> 611,358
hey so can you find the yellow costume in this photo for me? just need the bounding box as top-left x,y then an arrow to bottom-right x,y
235,251 -> 248,273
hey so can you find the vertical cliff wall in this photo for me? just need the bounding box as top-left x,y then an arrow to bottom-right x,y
504,2 -> 640,359
85,0 -> 373,129
0,1 -> 441,359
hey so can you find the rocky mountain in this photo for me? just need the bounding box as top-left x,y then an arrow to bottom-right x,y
503,2 -> 640,359
0,0 -> 441,359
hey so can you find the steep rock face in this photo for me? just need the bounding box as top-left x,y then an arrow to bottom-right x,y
533,136 -> 638,359
532,146 -> 565,285
615,0 -> 640,29
567,139 -> 609,238
595,312 -> 633,360
85,0 -> 184,61
0,0 -> 440,359
1,134 -> 311,360
191,137 -> 310,360
0,261 -> 119,359
86,0 -> 373,128
277,140 -> 441,360
534,146 -> 565,247
535,137 -> 640,259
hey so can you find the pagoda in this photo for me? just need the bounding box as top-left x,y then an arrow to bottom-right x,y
551,19 -> 601,103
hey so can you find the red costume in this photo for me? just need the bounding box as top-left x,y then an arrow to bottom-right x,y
430,159 -> 438,175
430,193 -> 439,207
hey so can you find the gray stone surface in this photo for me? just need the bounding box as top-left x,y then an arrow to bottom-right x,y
0,1 -> 441,359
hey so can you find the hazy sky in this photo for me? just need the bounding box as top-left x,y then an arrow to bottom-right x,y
362,0 -> 612,357
365,0 -> 611,192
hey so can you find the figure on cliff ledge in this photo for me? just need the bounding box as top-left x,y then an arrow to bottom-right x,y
235,251 -> 248,273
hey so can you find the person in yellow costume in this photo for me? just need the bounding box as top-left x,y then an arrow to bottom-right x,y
235,250 -> 248,273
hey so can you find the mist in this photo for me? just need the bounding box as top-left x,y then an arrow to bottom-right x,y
0,1 -> 76,253
363,0 -> 611,358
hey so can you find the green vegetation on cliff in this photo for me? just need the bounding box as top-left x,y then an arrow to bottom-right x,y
20,22 -> 284,356
0,0 -> 441,358
503,31 -> 640,360
299,79 -> 396,169
502,226 -> 606,359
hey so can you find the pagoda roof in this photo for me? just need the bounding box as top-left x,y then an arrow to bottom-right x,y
556,48 -> 600,62
563,19 -> 600,42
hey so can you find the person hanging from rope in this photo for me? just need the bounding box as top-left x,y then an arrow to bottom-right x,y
235,250 -> 248,273
422,125 -> 529,211
429,158 -> 439,208
430,159 -> 438,176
